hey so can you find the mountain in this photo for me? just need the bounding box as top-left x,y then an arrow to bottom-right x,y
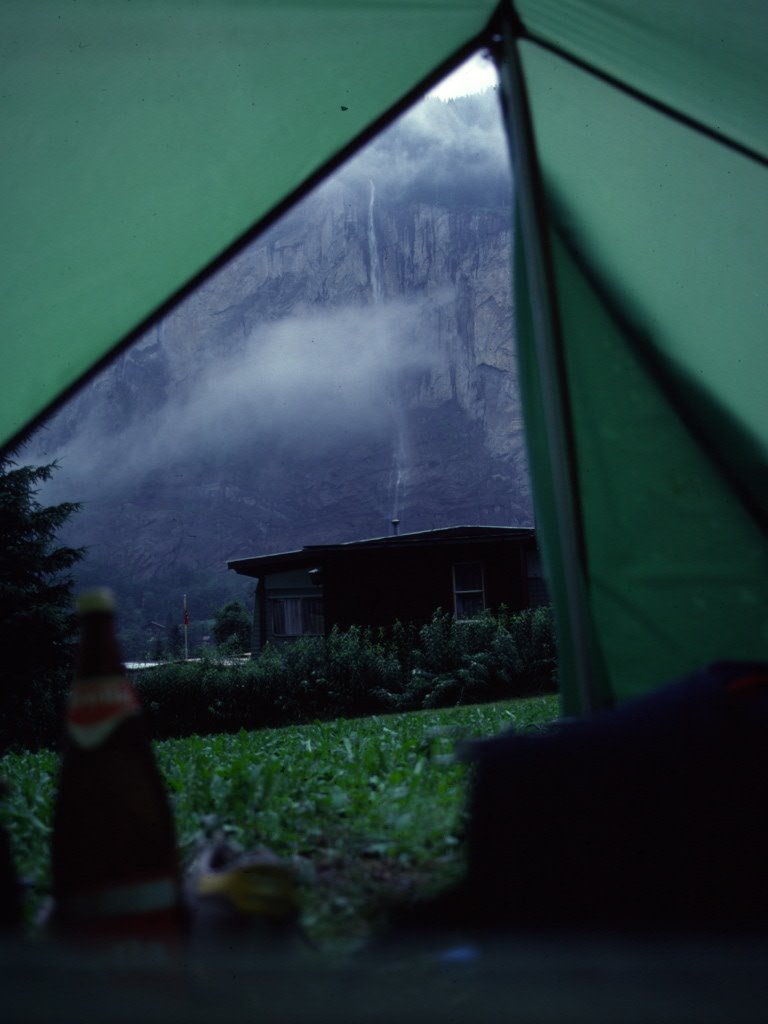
26,91 -> 532,649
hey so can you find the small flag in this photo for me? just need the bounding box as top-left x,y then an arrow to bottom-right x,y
183,595 -> 189,626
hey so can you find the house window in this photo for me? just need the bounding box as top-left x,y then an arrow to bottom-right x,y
270,596 -> 324,636
453,562 -> 485,619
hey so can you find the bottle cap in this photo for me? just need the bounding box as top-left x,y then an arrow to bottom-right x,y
76,588 -> 117,615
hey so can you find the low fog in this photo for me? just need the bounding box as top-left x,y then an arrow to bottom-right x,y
28,83 -> 514,504
30,298 -> 444,501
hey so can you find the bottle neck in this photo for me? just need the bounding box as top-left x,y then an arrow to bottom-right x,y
68,609 -> 140,748
77,611 -> 124,679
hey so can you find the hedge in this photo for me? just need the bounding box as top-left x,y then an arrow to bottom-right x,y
134,606 -> 557,741
2,607 -> 557,750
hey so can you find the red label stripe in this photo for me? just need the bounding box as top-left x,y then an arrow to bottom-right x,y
67,677 -> 140,747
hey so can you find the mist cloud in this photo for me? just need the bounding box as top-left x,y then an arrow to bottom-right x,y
27,90 -> 511,510
336,91 -> 512,208
29,297 -> 445,503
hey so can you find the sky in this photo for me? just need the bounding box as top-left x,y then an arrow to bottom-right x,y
428,50 -> 499,100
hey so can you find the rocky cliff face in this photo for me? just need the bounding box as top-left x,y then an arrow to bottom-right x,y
28,91 -> 531,624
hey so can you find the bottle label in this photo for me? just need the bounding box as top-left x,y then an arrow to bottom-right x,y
66,675 -> 141,748
62,876 -> 179,918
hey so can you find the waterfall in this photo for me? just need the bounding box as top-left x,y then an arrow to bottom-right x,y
391,438 -> 407,522
367,179 -> 382,304
368,179 -> 406,527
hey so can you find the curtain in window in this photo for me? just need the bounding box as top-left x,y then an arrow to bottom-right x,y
271,598 -> 304,636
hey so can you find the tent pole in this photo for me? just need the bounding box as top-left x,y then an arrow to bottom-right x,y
493,15 -> 602,715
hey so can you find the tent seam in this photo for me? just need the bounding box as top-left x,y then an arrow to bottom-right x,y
513,25 -> 767,171
495,8 -> 607,714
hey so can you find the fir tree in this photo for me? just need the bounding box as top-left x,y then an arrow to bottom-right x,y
212,601 -> 251,653
0,456 -> 83,750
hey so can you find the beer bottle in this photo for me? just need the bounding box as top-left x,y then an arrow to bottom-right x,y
51,588 -> 185,944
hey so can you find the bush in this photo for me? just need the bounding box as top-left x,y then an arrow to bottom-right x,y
321,626 -> 400,717
252,637 -> 324,724
9,607 -> 558,748
401,606 -> 557,711
211,601 -> 251,653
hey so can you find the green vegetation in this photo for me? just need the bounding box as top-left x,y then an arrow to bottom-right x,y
0,457 -> 83,753
134,606 -> 557,743
2,604 -> 555,752
0,695 -> 559,949
211,600 -> 251,653
72,559 -> 254,663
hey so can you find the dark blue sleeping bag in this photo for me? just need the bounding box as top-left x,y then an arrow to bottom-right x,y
462,661 -> 768,931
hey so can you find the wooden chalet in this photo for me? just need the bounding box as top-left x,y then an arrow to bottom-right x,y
228,525 -> 546,651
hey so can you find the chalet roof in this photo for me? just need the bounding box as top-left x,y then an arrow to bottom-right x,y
228,525 -> 535,578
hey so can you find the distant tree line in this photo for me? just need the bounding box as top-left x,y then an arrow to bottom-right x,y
142,601 -> 251,663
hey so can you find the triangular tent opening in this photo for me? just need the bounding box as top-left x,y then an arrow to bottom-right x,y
2,0 -> 765,715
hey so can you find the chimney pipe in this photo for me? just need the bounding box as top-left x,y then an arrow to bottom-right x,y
391,518 -> 400,537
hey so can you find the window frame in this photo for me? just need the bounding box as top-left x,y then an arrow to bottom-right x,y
452,561 -> 486,621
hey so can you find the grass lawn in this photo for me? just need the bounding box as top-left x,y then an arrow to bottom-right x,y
0,694 -> 559,949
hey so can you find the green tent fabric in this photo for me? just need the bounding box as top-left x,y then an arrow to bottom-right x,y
0,0 -> 496,453
501,3 -> 768,712
2,0 -> 766,715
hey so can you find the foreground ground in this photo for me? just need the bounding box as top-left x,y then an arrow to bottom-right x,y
1,695 -> 559,949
